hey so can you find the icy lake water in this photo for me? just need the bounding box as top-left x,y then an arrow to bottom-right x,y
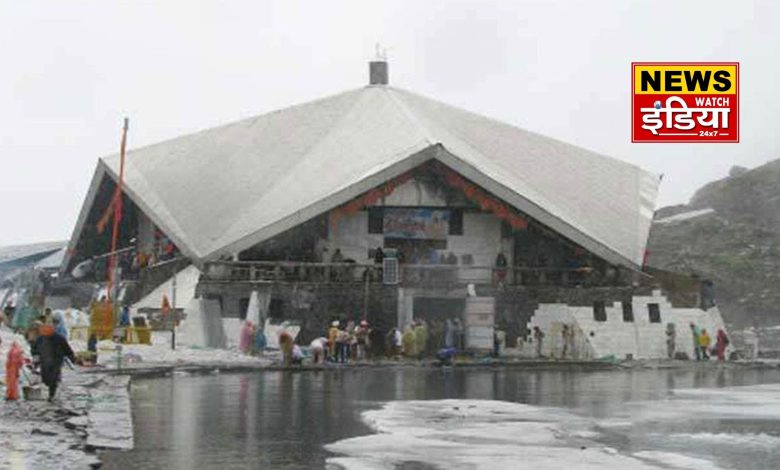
102,366 -> 780,469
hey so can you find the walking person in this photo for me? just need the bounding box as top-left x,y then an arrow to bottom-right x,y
715,329 -> 730,361
666,323 -> 677,359
34,323 -> 76,402
689,323 -> 701,361
53,313 -> 68,339
698,328 -> 711,360
533,326 -> 545,358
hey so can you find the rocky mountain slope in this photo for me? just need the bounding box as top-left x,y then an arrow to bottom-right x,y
647,160 -> 780,327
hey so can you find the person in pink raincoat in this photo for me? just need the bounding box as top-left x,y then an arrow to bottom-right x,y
715,329 -> 730,361
239,321 -> 255,354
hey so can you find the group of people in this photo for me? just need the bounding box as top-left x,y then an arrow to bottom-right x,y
316,319 -> 372,364
385,320 -> 430,359
689,323 -> 730,361
528,322 -> 730,362
303,317 -> 470,365
3,308 -> 76,402
530,324 -> 576,359
238,320 -> 267,355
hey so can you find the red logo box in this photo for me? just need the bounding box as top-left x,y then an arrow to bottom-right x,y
632,62 -> 739,143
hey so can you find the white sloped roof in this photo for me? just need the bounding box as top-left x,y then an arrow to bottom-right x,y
0,241 -> 66,265
34,247 -> 66,270
95,85 -> 657,268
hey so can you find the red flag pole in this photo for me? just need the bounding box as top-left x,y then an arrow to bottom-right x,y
107,118 -> 129,304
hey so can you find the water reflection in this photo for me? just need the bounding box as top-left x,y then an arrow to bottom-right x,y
103,367 -> 780,469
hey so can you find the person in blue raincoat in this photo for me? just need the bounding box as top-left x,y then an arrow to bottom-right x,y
254,326 -> 267,354
119,305 -> 131,327
53,312 -> 68,340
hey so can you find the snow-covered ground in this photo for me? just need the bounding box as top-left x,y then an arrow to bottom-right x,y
0,370 -> 131,469
68,331 -> 274,370
1,324 -> 268,468
326,383 -> 780,469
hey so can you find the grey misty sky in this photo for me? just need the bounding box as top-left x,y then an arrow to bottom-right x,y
1,0 -> 778,247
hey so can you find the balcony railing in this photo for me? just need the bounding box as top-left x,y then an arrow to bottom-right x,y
201,261 -> 624,287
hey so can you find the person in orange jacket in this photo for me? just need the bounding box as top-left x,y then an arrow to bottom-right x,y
5,342 -> 25,401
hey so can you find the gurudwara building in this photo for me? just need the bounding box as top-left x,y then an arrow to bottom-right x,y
62,61 -> 727,358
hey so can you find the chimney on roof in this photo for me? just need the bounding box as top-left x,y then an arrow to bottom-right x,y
369,44 -> 389,85
369,60 -> 388,85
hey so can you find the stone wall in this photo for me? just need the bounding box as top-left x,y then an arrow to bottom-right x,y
197,281 -> 399,343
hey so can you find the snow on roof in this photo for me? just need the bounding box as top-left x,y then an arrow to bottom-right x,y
84,85 -> 656,268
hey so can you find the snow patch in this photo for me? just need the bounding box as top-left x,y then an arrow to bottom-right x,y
664,433 -> 780,449
655,208 -> 715,224
634,451 -> 722,470
600,383 -> 780,426
325,400 -> 717,470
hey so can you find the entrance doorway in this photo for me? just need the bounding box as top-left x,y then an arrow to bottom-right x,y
412,297 -> 465,322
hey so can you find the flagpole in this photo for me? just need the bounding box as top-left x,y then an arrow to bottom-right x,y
107,118 -> 129,320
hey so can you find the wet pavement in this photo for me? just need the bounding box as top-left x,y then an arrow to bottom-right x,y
0,372 -> 131,469
102,365 -> 780,469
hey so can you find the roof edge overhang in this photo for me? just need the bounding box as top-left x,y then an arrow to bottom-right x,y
61,163 -> 108,273
204,144 -> 441,261
433,145 -> 642,269
203,142 -> 642,270
99,159 -> 201,262
62,159 -> 202,274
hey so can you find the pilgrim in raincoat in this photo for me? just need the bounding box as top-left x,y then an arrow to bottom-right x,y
34,324 -> 75,401
402,326 -> 416,357
5,342 -> 25,401
414,321 -> 428,358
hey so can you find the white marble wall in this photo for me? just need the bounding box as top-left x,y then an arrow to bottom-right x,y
528,290 -> 729,360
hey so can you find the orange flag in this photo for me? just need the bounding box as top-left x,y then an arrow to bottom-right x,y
96,192 -> 118,234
